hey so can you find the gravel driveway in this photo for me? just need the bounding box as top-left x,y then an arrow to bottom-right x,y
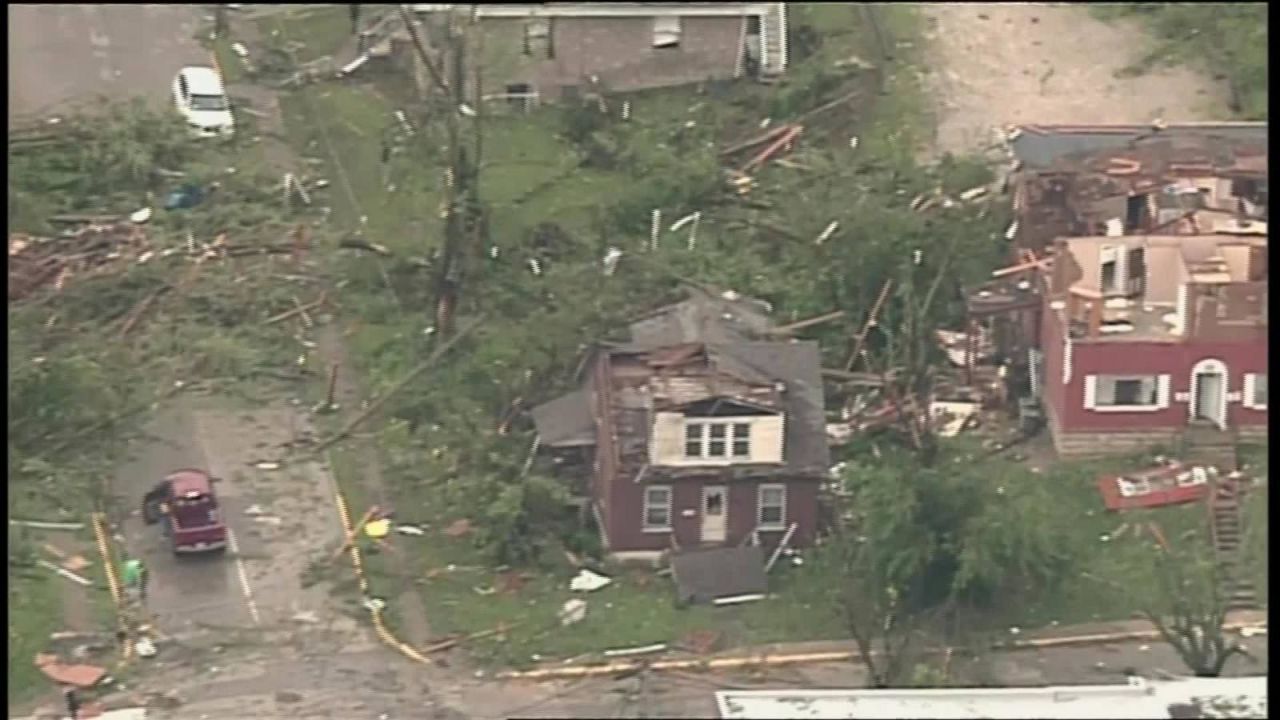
918,2 -> 1228,157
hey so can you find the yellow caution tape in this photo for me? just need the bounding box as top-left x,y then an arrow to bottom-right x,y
330,472 -> 429,664
90,512 -> 133,662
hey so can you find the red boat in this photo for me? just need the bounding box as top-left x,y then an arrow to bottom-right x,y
1097,462 -> 1216,511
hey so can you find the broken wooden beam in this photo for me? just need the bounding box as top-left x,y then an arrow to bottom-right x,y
719,124 -> 794,157
844,280 -> 894,371
263,291 -> 328,325
740,125 -> 803,175
991,257 -> 1050,278
764,310 -> 845,335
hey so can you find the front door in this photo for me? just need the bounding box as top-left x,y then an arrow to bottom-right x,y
1193,371 -> 1224,427
701,485 -> 727,544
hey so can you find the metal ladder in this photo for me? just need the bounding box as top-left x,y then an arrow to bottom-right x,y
759,2 -> 789,77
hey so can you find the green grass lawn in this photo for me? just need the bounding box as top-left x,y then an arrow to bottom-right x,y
261,3 -> 1258,669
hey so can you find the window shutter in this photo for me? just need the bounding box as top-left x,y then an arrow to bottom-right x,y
1157,375 -> 1171,409
1243,374 -> 1256,409
1084,375 -> 1098,409
650,412 -> 684,465
751,415 -> 785,464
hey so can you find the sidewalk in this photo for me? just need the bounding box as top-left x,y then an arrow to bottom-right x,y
501,609 -> 1268,680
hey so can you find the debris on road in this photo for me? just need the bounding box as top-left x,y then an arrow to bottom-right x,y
291,610 -> 320,624
35,652 -> 106,688
244,504 -> 266,516
37,559 -> 93,586
394,524 -> 425,536
569,568 -> 613,593
9,518 -> 86,531
252,460 -> 283,471
602,642 -> 667,658
559,599 -> 587,626
362,597 -> 386,612
134,637 -> 157,658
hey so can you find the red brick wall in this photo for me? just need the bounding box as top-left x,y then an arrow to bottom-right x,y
607,477 -> 820,553
1041,299 -> 1267,434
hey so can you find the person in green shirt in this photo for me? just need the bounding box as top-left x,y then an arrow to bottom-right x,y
122,558 -> 148,605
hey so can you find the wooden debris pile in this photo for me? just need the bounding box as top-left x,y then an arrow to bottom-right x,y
8,222 -> 151,303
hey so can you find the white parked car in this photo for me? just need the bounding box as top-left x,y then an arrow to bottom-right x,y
172,66 -> 234,138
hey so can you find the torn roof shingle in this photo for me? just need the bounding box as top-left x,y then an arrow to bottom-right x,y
530,388 -> 595,447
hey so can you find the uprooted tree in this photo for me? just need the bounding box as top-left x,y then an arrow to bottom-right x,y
829,453 -> 1080,687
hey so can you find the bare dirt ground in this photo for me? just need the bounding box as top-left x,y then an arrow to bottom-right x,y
918,2 -> 1228,158
7,4 -> 207,123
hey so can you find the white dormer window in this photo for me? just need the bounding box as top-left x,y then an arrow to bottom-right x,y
685,420 -> 751,459
651,411 -> 784,466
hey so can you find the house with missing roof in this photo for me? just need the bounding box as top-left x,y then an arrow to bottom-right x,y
1038,230 -> 1267,460
532,288 -> 828,562
965,123 -> 1269,459
407,3 -> 790,105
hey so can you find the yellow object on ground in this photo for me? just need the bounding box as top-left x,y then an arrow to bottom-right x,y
364,518 -> 391,539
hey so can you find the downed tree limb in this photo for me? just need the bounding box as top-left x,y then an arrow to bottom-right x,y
263,291 -> 328,326
794,88 -> 864,125
338,238 -> 393,256
118,285 -> 171,339
844,280 -> 894,371
421,621 -> 518,654
312,315 -> 484,453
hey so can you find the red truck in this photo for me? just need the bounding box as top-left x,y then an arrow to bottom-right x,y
142,469 -> 228,554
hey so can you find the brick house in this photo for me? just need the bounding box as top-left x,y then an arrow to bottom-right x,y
961,123 -> 1268,442
1037,230 -> 1267,459
410,2 -> 790,102
532,289 -> 829,562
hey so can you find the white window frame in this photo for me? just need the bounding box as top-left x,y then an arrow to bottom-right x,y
642,485 -> 673,532
652,15 -> 682,48
684,419 -> 752,460
1084,374 -> 1170,413
757,484 -> 786,531
1243,373 -> 1268,410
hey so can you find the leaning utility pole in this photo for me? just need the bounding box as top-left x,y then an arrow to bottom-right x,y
397,4 -> 487,338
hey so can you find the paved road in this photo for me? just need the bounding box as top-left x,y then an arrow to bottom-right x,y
8,3 -> 208,122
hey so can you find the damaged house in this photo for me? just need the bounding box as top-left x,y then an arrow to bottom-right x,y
1005,122 -> 1268,254
1038,231 -> 1267,460
407,3 -> 790,103
960,123 -> 1268,437
532,289 -> 829,562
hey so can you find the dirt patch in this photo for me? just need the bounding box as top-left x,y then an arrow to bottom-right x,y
919,3 -> 1228,158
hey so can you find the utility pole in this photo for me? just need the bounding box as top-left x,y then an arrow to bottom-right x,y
398,4 -> 487,338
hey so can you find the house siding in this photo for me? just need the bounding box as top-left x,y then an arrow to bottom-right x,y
476,15 -> 745,99
609,476 -> 820,553
1040,302 -> 1267,454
